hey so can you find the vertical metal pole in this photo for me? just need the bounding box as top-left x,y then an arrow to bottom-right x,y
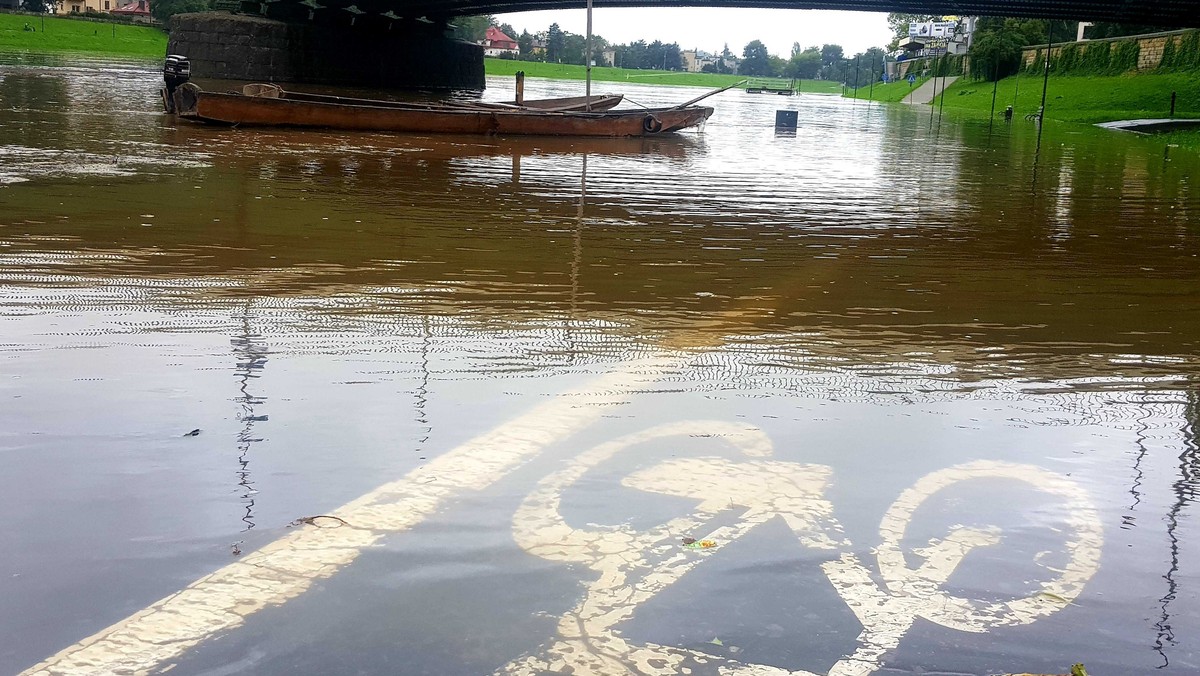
867,52 -> 876,109
937,62 -> 947,123
853,55 -> 861,97
584,0 -> 593,111
1170,91 -> 1177,117
1037,21 -> 1052,144
989,60 -> 999,132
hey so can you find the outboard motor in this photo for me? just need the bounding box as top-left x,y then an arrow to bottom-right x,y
162,55 -> 190,113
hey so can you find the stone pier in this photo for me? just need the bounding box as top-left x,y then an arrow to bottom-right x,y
166,12 -> 485,90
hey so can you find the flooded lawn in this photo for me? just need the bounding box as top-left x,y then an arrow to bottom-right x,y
2,54 -> 1199,675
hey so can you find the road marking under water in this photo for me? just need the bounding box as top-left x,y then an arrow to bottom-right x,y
23,356 -> 680,676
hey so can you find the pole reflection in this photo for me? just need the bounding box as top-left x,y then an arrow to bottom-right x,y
1155,387 -> 1200,667
231,306 -> 268,534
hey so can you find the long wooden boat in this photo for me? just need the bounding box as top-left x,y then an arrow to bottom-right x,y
237,83 -> 624,113
165,83 -> 712,137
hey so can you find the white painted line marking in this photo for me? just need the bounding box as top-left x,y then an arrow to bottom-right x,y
23,357 -> 678,676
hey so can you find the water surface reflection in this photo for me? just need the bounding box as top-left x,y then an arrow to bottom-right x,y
1,56 -> 1199,675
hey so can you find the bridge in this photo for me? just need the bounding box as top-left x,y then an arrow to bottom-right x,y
341,1 -> 1199,27
169,0 -> 1199,91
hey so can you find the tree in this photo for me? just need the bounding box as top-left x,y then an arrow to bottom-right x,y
739,39 -> 772,76
960,16 -> 1027,79
518,30 -> 534,57
547,23 -> 564,62
1085,22 -> 1170,39
562,33 -> 587,64
450,15 -> 495,43
844,47 -> 887,88
820,44 -> 843,66
496,22 -> 517,40
787,47 -> 821,79
968,27 -> 1026,80
150,0 -> 212,25
20,0 -> 58,12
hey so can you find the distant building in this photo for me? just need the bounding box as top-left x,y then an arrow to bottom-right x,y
897,16 -> 975,62
480,26 -> 519,58
62,0 -> 105,13
681,49 -> 719,73
57,0 -> 149,17
600,48 -> 615,67
530,35 -> 547,56
111,0 -> 151,22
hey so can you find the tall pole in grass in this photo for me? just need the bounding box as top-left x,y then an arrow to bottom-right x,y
866,51 -> 876,110
584,0 -> 593,111
1036,20 -> 1053,147
937,57 -> 948,124
850,54 -> 860,107
989,59 -> 999,132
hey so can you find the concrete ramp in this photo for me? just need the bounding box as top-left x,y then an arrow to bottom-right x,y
1096,118 -> 1200,133
906,76 -> 959,105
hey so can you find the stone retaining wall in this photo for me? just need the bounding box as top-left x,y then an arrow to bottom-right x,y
167,12 -> 484,90
1021,28 -> 1198,72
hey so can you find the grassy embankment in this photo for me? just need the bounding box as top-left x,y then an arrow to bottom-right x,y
839,70 -> 1197,120
932,72 -> 1200,123
484,58 -> 842,93
842,68 -> 1200,148
843,77 -> 932,103
0,12 -> 166,57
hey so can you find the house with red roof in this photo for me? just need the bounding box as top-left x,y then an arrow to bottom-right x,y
480,26 -> 519,58
111,0 -> 152,23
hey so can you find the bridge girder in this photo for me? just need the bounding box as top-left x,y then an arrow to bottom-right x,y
377,0 -> 1198,28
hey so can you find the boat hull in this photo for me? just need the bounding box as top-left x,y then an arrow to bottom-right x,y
168,86 -> 711,137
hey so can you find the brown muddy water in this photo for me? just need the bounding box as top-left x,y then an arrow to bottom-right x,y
2,53 -> 1199,676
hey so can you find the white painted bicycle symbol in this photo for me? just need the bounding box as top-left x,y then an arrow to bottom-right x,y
500,420 -> 1103,676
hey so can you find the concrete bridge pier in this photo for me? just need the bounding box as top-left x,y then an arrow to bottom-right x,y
166,12 -> 485,90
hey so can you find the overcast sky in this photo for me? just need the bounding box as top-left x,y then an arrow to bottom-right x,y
494,9 -> 895,58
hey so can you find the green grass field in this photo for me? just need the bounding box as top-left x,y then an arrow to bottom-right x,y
933,72 -> 1200,124
484,58 -> 842,93
843,77 -> 932,103
0,12 -> 166,58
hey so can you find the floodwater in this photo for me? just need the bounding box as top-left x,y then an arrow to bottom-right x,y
1,53 -> 1199,676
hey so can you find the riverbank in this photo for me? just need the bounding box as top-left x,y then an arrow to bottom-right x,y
934,72 -> 1200,123
484,58 -> 842,93
842,77 -> 931,103
841,71 -> 1198,122
841,70 -> 1200,149
0,12 -> 165,58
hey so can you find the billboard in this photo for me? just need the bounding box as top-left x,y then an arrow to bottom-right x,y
909,21 -> 958,39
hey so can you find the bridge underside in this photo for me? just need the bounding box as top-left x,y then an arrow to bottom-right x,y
255,0 -> 1197,29
169,0 -> 1196,91
168,12 -> 485,90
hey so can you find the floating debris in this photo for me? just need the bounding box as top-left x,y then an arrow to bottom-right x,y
183,429 -> 201,437
685,539 -> 717,549
289,515 -> 351,528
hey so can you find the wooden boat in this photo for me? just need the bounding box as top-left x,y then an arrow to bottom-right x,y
237,83 -> 624,113
165,82 -> 713,137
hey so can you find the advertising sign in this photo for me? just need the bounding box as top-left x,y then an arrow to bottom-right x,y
909,21 -> 958,38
